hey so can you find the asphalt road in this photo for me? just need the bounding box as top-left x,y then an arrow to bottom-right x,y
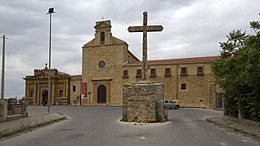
0,106 -> 259,146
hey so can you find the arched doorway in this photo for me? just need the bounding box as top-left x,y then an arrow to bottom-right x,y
217,92 -> 224,108
42,90 -> 48,106
97,85 -> 106,103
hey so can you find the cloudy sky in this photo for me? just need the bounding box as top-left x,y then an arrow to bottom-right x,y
0,0 -> 259,98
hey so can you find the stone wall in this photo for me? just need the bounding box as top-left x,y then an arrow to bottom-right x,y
70,75 -> 82,105
0,100 -> 8,122
0,99 -> 27,122
122,82 -> 166,123
123,62 -> 219,108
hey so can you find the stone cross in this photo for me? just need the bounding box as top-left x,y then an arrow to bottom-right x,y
128,11 -> 163,80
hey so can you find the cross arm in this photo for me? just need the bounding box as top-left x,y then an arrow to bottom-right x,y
128,25 -> 163,32
128,26 -> 144,32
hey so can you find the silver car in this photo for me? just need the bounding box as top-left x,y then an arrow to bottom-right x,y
164,99 -> 179,110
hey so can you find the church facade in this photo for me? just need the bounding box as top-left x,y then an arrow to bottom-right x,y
24,20 -> 223,108
24,66 -> 82,105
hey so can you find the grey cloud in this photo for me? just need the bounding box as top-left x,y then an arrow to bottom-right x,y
0,0 -> 259,98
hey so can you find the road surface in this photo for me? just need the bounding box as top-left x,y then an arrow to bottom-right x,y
0,106 -> 259,146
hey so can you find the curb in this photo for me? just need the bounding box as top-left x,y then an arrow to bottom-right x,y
206,118 -> 260,141
0,114 -> 66,140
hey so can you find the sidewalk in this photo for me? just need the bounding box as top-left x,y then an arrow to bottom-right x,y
206,116 -> 260,141
0,111 -> 66,139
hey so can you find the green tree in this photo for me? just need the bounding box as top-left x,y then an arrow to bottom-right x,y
212,18 -> 260,121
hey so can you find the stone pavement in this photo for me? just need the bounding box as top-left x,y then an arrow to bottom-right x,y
0,111 -> 65,139
207,116 -> 260,141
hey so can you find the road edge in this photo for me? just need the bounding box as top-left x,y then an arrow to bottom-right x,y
206,118 -> 260,142
0,113 -> 66,140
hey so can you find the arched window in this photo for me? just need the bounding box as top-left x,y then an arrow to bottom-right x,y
100,32 -> 105,44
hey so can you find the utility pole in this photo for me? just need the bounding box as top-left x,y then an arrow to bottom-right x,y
47,7 -> 55,113
1,35 -> 6,100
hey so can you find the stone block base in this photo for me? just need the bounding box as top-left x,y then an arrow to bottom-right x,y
122,82 -> 166,123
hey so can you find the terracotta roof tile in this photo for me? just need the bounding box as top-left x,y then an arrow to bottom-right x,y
124,56 -> 219,66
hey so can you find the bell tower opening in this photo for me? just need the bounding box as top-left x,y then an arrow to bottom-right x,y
100,32 -> 105,44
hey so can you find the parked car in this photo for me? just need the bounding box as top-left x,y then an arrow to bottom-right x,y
164,99 -> 179,110
172,100 -> 180,109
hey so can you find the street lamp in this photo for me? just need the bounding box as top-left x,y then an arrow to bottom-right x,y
1,35 -> 6,100
47,7 -> 55,113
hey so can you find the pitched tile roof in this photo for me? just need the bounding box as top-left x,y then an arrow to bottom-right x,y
124,56 -> 219,66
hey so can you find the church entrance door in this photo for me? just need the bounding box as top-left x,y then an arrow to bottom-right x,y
97,85 -> 106,103
42,90 -> 48,106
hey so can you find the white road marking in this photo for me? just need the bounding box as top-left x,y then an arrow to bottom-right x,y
219,142 -> 227,145
140,136 -> 145,140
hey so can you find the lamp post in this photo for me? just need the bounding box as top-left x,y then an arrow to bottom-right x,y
1,35 -> 6,100
47,7 -> 55,113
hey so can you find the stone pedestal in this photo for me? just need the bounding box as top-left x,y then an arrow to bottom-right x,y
122,82 -> 166,123
0,99 -> 8,121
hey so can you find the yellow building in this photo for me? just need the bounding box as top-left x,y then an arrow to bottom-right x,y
81,20 -> 222,108
24,65 -> 82,105
25,20 -> 223,108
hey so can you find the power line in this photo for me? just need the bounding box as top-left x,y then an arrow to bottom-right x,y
0,33 -> 48,48
0,35 -> 65,50
0,34 -> 77,51
7,38 -> 48,48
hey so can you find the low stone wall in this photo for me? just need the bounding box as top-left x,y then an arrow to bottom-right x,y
56,98 -> 70,105
24,97 -> 34,105
0,100 -> 8,122
122,82 -> 166,123
0,99 -> 27,122
7,104 -> 27,115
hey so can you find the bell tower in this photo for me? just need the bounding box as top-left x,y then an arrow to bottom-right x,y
94,20 -> 113,45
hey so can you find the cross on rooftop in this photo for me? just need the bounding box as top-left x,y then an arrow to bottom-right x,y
45,63 -> 48,69
128,11 -> 163,81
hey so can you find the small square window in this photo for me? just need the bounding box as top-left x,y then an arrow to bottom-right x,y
150,68 -> 156,77
123,70 -> 129,78
165,68 -> 171,76
181,83 -> 186,90
136,69 -> 142,78
197,67 -> 204,75
73,86 -> 76,92
181,67 -> 187,76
